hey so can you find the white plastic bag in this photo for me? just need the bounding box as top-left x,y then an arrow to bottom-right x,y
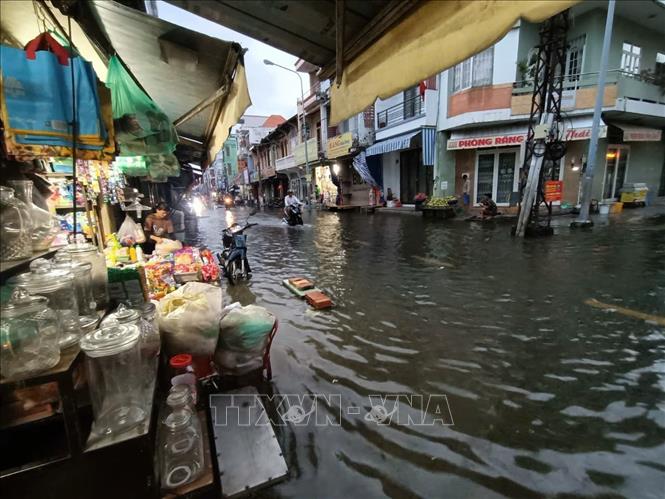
157,282 -> 222,356
154,238 -> 182,255
117,215 -> 146,244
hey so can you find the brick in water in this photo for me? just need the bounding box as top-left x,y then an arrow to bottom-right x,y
305,291 -> 333,309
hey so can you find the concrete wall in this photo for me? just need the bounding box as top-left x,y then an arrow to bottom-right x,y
625,140 -> 665,197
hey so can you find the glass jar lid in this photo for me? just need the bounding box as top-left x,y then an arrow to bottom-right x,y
80,324 -> 141,357
66,242 -> 98,254
1,287 -> 49,318
107,303 -> 140,324
8,258 -> 72,292
140,302 -> 156,319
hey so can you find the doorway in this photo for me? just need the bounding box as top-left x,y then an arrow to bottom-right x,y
474,148 -> 519,205
602,146 -> 629,200
400,148 -> 432,203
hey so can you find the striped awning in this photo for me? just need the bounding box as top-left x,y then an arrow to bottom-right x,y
422,127 -> 436,166
365,130 -> 420,157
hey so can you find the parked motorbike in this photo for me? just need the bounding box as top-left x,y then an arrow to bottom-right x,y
283,204 -> 304,226
217,210 -> 257,284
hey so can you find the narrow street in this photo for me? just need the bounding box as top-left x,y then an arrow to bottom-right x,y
194,208 -> 665,498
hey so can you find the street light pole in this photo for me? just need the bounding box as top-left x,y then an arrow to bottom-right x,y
264,59 -> 311,201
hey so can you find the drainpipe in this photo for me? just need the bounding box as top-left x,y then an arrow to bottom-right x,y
572,0 -> 615,227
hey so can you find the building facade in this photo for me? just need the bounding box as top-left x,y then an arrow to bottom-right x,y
434,2 -> 665,207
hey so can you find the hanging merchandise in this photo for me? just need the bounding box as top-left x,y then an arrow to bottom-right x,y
113,156 -> 149,177
0,186 -> 33,261
105,56 -> 178,157
0,34 -> 107,156
8,180 -> 60,251
147,153 -> 180,181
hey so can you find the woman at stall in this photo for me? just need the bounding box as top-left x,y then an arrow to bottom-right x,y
143,201 -> 174,254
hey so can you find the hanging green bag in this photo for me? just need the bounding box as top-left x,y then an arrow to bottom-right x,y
105,56 -> 178,156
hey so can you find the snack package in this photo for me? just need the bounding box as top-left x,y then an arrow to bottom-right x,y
144,260 -> 175,300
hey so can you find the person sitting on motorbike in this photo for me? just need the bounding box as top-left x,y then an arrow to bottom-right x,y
284,190 -> 301,217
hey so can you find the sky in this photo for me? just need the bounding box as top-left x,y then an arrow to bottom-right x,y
155,0 -> 300,120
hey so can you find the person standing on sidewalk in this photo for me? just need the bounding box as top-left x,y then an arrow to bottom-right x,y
462,174 -> 471,210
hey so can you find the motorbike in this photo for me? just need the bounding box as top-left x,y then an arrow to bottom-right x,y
217,210 -> 257,284
283,204 -> 304,226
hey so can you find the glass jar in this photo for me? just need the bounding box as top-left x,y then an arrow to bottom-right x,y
170,354 -> 197,405
8,180 -> 60,251
160,387 -> 204,489
8,259 -> 80,349
139,303 -> 160,397
80,324 -> 146,436
52,251 -> 97,320
65,242 -> 109,309
100,303 -> 140,328
0,186 -> 32,261
0,287 -> 61,378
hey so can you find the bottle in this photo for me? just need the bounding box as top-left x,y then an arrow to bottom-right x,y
135,245 -> 144,263
170,354 -> 198,405
8,180 -> 59,251
129,246 -> 137,263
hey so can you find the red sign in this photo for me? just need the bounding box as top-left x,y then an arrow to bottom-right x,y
447,134 -> 525,150
544,180 -> 563,202
564,126 -> 607,141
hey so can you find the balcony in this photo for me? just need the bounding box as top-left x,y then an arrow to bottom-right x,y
511,70 -> 665,117
377,95 -> 424,129
275,154 -> 296,172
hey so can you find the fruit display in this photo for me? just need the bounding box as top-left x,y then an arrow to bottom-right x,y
425,196 -> 457,208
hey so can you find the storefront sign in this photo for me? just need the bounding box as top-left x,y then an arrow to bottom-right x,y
327,132 -> 353,159
544,180 -> 563,202
622,128 -> 662,142
564,126 -> 607,141
294,138 -> 318,166
447,134 -> 525,150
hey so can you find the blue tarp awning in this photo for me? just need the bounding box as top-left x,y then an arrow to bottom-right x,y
364,130 -> 420,157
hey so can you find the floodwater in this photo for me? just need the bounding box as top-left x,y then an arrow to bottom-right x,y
193,206 -> 665,498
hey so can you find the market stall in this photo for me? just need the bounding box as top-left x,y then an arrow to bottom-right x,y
1,3 -> 282,498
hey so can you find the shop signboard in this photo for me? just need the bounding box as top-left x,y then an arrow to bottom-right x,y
622,128 -> 661,142
447,134 -> 525,150
294,138 -> 318,166
327,132 -> 353,159
564,126 -> 607,141
544,180 -> 563,202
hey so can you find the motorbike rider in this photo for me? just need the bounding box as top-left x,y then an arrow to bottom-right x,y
284,190 -> 302,217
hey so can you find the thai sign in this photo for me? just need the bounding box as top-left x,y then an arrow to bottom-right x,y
327,132 -> 353,159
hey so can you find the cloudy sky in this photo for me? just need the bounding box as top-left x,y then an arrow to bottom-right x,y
156,0 -> 300,120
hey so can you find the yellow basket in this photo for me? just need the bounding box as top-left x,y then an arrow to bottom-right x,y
610,202 -> 623,214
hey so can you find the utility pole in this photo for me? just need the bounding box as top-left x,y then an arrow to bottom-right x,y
572,0 -> 615,228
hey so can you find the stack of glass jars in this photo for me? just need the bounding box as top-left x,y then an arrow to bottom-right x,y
0,287 -> 61,378
8,259 -> 81,349
65,242 -> 109,309
8,180 -> 60,251
160,385 -> 204,489
0,185 -> 32,261
80,324 -> 146,436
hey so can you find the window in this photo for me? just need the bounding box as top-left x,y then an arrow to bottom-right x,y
656,52 -> 665,80
621,42 -> 641,74
453,47 -> 494,92
565,35 -> 585,82
403,86 -> 418,118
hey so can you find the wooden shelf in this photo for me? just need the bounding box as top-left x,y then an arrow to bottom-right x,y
55,205 -> 86,211
43,172 -> 73,178
0,346 -> 81,388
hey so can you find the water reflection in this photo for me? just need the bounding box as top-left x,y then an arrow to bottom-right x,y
196,207 -> 665,498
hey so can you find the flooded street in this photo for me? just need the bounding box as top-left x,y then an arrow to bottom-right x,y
194,207 -> 665,498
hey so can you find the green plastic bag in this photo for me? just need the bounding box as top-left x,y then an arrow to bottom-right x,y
114,155 -> 149,176
105,56 -> 178,156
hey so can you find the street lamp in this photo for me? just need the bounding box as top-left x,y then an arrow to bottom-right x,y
264,58 -> 311,200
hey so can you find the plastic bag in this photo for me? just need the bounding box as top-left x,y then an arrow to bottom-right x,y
105,56 -> 178,156
218,304 -> 275,352
154,238 -> 182,256
157,282 -> 222,356
117,215 -> 146,245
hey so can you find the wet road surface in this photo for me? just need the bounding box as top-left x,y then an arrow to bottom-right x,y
192,206 -> 665,498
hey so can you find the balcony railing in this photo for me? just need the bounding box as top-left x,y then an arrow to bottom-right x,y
276,154 -> 296,172
376,95 -> 424,129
